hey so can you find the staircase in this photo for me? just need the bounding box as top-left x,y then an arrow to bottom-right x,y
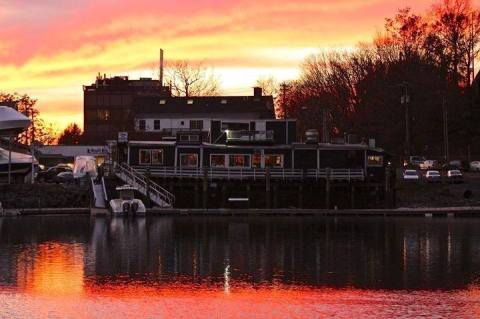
91,177 -> 108,208
114,163 -> 175,208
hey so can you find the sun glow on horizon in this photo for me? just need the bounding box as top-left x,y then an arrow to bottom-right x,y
0,0 -> 459,132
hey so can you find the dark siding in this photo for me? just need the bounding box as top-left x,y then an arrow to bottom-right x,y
319,150 -> 364,169
288,121 -> 297,143
294,149 -> 317,169
266,121 -> 287,145
210,121 -> 224,143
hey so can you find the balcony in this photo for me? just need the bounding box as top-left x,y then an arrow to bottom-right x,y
226,130 -> 274,144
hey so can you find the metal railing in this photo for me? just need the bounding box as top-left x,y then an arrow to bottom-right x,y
131,166 -> 365,181
115,163 -> 175,207
226,130 -> 274,143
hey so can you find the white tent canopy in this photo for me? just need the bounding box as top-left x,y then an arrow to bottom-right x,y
0,147 -> 37,165
0,106 -> 31,136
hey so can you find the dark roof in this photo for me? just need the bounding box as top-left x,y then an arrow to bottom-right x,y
134,95 -> 275,119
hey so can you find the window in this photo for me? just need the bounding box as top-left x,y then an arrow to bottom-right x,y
210,154 -> 226,167
154,120 -> 160,130
139,149 -> 151,165
151,149 -> 164,165
139,149 -> 163,165
265,154 -> 283,168
179,134 -> 200,142
180,153 -> 198,168
229,154 -> 250,168
97,109 -> 110,121
190,120 -> 203,130
221,99 -> 228,104
221,122 -> 249,131
187,99 -> 194,105
252,154 -> 262,168
159,99 -> 166,105
367,155 -> 383,167
138,119 -> 146,131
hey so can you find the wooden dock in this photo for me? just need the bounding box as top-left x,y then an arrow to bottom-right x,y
2,206 -> 480,217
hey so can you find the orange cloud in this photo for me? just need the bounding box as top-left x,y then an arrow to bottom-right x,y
0,0 -> 469,131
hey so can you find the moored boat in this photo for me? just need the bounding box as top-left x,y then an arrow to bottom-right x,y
109,185 -> 146,216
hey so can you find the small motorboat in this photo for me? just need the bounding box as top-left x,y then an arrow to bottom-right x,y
109,185 -> 146,216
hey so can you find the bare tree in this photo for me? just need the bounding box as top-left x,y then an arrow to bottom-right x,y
166,60 -> 220,97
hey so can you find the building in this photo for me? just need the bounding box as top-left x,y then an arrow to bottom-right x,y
35,145 -> 110,167
83,75 -> 275,144
83,75 -> 171,142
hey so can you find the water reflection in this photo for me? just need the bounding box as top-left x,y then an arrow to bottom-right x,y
2,216 -> 480,317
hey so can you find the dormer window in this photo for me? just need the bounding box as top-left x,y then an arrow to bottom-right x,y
159,99 -> 166,105
187,99 -> 194,105
221,99 -> 227,104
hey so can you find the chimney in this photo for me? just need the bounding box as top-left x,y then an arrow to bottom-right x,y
160,49 -> 164,87
253,87 -> 262,97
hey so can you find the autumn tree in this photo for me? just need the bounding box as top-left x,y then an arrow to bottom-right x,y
166,60 -> 220,97
57,123 -> 83,145
0,92 -> 56,145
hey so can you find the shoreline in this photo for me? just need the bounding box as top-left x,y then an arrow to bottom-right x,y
3,206 -> 480,217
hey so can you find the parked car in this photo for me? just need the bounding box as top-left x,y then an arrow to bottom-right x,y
37,164 -> 72,182
447,170 -> 463,183
403,169 -> 419,181
404,156 -> 426,168
470,161 -> 480,172
443,160 -> 469,171
420,160 -> 438,170
53,171 -> 74,184
425,170 -> 442,183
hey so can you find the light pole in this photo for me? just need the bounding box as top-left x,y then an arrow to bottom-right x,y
400,82 -> 411,158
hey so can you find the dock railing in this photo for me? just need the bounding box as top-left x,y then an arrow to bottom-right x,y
131,166 -> 364,181
115,163 -> 175,207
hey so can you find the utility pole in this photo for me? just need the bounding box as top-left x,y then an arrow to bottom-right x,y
280,83 -> 289,144
400,82 -> 411,158
442,95 -> 449,163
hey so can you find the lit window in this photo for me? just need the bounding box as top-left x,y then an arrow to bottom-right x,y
180,153 -> 198,168
229,154 -> 250,168
187,99 -> 194,105
221,99 -> 227,104
190,120 -> 203,130
139,149 -> 164,165
138,119 -> 146,131
265,154 -> 283,168
367,155 -> 383,167
154,120 -> 160,130
151,149 -> 164,165
252,154 -> 262,168
97,109 -> 110,121
210,154 -> 226,167
139,149 -> 151,165
159,99 -> 166,105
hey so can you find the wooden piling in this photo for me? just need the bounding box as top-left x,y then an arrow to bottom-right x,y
202,167 -> 208,209
385,167 -> 391,208
298,184 -> 303,209
265,167 -> 271,209
325,167 -> 331,209
350,184 -> 355,209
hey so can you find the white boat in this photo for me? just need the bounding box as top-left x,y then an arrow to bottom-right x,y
109,185 -> 146,216
0,106 -> 31,136
73,155 -> 98,179
0,147 -> 37,181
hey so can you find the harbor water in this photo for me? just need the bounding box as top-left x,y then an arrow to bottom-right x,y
1,215 -> 480,318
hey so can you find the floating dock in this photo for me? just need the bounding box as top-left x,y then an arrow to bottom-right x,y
3,206 -> 480,217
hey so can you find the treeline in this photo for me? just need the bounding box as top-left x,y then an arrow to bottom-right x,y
276,0 -> 480,159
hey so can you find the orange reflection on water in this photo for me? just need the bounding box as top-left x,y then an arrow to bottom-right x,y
16,242 -> 84,296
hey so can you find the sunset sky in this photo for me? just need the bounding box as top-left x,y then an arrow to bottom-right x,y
0,0 -> 470,132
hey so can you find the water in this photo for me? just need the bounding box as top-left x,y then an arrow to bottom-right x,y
1,216 -> 480,318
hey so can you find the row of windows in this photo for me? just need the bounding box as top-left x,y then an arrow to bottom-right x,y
138,149 -> 283,168
137,120 -> 203,131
